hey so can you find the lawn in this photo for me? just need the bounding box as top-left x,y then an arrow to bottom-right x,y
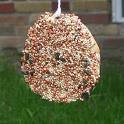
0,49 -> 124,124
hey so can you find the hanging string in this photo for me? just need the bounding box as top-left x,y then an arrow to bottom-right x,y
53,0 -> 61,18
47,0 -> 61,21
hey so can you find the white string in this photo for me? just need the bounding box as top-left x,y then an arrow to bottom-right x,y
53,0 -> 61,17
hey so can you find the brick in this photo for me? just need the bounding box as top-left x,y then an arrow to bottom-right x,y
0,36 -> 25,50
52,1 -> 70,11
15,26 -> 29,36
103,37 -> 124,49
103,24 -> 119,35
73,0 -> 107,1
96,36 -> 124,49
29,13 -> 41,24
71,1 -> 110,12
87,24 -> 104,35
78,13 -> 111,24
103,49 -> 122,58
14,1 -> 51,12
119,24 -> 124,36
87,24 -> 119,36
0,3 -> 15,13
0,15 -> 29,26
0,26 -> 15,36
95,36 -> 124,58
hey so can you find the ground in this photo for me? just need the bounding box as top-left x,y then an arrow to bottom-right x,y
0,49 -> 124,124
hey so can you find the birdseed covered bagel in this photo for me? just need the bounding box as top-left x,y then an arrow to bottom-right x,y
21,12 -> 100,103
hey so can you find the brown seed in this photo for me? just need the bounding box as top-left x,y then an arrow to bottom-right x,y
30,69 -> 35,76
46,70 -> 51,74
60,57 -> 66,62
56,16 -> 60,19
22,70 -> 29,75
45,61 -> 49,66
20,59 -> 25,65
74,34 -> 78,41
54,52 -> 60,61
64,88 -> 68,91
24,53 -> 29,60
78,84 -> 82,89
20,51 -> 24,57
81,92 -> 90,100
84,68 -> 92,76
82,58 -> 91,67
28,59 -> 33,64
83,79 -> 88,84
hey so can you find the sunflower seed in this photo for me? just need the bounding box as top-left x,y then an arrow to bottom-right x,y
54,52 -> 60,60
81,92 -> 90,100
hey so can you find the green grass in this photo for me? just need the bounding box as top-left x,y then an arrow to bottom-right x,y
0,50 -> 124,124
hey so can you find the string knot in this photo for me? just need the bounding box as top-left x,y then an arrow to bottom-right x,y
53,0 -> 61,18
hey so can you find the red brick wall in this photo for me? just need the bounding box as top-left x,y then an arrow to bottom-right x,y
0,0 -> 124,59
